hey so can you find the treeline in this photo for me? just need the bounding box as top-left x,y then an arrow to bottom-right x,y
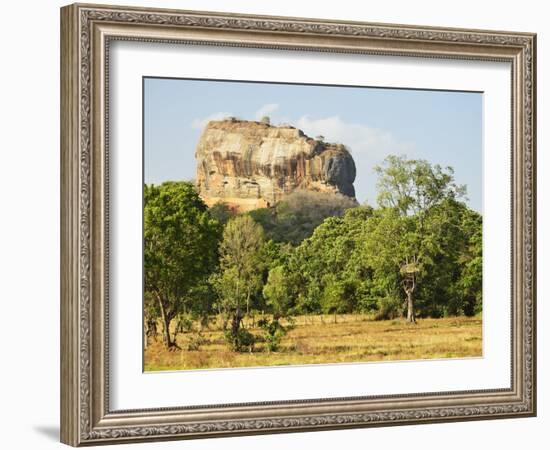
144,155 -> 482,352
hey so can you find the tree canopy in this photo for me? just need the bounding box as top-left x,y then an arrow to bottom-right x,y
370,156 -> 469,322
143,156 -> 483,353
144,181 -> 221,348
212,215 -> 265,350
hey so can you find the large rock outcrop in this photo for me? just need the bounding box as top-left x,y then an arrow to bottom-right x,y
195,119 -> 356,211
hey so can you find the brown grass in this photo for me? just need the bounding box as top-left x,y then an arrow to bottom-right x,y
144,315 -> 482,372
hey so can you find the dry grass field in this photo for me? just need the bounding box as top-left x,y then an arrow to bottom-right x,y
144,315 -> 482,371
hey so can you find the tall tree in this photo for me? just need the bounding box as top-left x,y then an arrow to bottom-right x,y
263,265 -> 292,319
144,182 -> 221,349
283,206 -> 374,317
454,205 -> 483,316
215,215 -> 264,349
372,156 -> 466,322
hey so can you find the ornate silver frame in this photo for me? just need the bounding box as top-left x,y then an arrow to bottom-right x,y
60,3 -> 536,446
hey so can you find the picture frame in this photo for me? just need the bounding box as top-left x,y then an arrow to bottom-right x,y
60,2 -> 536,446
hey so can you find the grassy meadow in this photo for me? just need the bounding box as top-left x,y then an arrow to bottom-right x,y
144,315 -> 482,371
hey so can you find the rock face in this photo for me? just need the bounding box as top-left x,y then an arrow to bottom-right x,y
195,119 -> 356,211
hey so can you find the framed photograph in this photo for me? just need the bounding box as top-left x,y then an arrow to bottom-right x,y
60,3 -> 537,446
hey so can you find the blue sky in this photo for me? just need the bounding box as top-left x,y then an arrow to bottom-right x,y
144,77 -> 482,212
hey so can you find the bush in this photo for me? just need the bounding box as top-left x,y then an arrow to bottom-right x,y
374,295 -> 403,320
174,314 -> 194,334
186,332 -> 207,351
209,201 -> 234,226
258,318 -> 288,352
224,328 -> 255,352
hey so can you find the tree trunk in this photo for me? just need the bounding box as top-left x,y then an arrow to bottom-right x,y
160,308 -> 174,348
406,290 -> 416,323
144,321 -> 148,350
231,306 -> 243,339
155,293 -> 177,349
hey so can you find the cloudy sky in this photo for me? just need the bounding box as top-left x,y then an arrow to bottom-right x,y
144,77 -> 482,212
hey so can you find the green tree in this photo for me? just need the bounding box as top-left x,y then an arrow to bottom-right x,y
320,275 -> 356,322
455,206 -> 483,316
209,201 -> 234,226
285,206 -> 375,317
362,209 -> 412,318
371,156 -> 467,322
144,182 -> 221,349
375,155 -> 466,216
263,265 -> 292,319
401,198 -> 482,318
261,265 -> 295,351
215,215 -> 265,350
143,292 -> 159,349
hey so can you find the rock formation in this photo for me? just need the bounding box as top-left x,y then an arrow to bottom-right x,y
195,118 -> 356,211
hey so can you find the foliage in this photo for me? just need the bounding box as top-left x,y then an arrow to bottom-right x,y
263,265 -> 292,318
209,201 -> 235,226
374,295 -> 403,321
260,266 -> 297,351
285,206 -> 375,316
144,292 -> 160,342
454,206 -> 483,316
249,190 -> 358,245
144,156 -> 483,355
214,215 -> 265,349
174,313 -> 194,335
224,327 -> 255,352
258,318 -> 287,352
371,156 -> 468,322
186,332 -> 207,351
143,181 -> 221,348
374,154 -> 466,216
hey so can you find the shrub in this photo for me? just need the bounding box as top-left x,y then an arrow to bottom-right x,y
174,314 -> 194,334
224,328 -> 255,352
258,318 -> 288,352
186,332 -> 207,351
374,295 -> 403,321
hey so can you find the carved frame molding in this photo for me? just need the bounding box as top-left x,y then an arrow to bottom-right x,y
60,3 -> 536,446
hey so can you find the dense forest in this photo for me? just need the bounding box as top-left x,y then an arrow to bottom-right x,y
144,155 -> 482,353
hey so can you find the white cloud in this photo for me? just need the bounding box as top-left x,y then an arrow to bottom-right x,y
191,112 -> 233,130
254,103 -> 279,120
294,115 -> 414,157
